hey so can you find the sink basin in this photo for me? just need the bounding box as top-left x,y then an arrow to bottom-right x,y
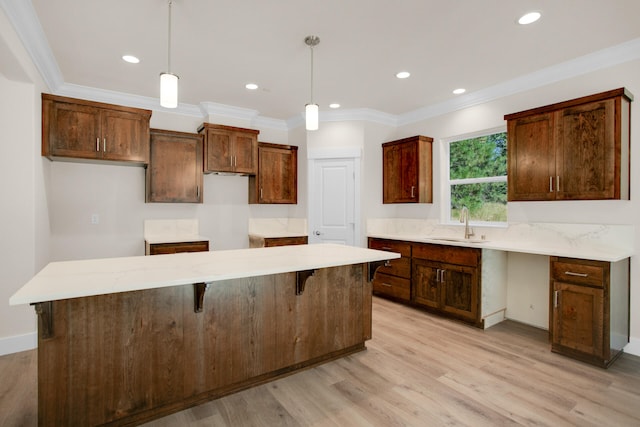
425,236 -> 488,244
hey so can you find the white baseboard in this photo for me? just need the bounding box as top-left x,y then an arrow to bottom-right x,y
624,337 -> 640,357
0,332 -> 37,356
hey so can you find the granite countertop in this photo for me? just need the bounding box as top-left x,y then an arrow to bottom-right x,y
10,244 -> 399,306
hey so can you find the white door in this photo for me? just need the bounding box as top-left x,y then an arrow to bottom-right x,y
309,158 -> 357,245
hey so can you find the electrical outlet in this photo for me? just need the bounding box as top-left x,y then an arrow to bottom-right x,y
91,214 -> 100,225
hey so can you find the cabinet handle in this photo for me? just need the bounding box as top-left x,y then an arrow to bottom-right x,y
380,283 -> 392,288
260,188 -> 263,200
554,290 -> 559,308
549,176 -> 554,192
234,156 -> 237,167
96,137 -> 100,152
230,156 -> 233,167
435,269 -> 440,283
440,269 -> 445,283
556,175 -> 560,192
196,186 -> 200,198
411,186 -> 415,198
564,271 -> 588,277
103,138 -> 106,152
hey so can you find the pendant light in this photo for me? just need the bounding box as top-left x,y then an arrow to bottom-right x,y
304,35 -> 320,131
160,0 -> 178,108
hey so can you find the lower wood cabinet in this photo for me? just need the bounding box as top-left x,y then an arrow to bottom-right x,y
249,235 -> 308,248
412,243 -> 480,325
146,241 -> 209,255
368,238 -> 411,302
550,256 -> 629,367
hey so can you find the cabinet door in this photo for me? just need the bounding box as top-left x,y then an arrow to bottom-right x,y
556,99 -> 616,199
204,129 -> 233,172
146,130 -> 203,203
233,132 -> 258,174
551,281 -> 604,358
258,145 -> 297,203
45,100 -> 102,159
440,264 -> 478,322
383,142 -> 418,203
507,112 -> 556,201
101,109 -> 149,163
412,259 -> 440,309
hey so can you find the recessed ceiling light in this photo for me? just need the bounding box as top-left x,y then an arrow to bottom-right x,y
453,88 -> 466,95
245,83 -> 259,90
122,55 -> 140,64
396,71 -> 411,79
518,11 -> 541,25
329,103 -> 341,109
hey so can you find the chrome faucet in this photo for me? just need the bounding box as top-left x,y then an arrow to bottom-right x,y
460,206 -> 475,239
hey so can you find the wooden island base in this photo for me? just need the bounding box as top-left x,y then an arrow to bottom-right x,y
37,264 -> 372,426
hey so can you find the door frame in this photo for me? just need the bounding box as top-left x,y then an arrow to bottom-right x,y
307,146 -> 362,246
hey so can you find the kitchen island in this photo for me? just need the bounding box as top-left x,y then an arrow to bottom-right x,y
10,244 -> 398,426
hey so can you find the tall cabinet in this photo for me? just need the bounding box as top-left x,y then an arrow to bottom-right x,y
505,88 -> 632,201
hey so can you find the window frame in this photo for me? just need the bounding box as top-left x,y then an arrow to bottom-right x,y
440,126 -> 508,227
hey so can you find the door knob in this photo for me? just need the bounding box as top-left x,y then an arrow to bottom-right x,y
314,230 -> 322,236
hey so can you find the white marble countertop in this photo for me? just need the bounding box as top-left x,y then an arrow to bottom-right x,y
248,232 -> 308,239
367,232 -> 633,263
9,244 -> 399,306
145,235 -> 209,244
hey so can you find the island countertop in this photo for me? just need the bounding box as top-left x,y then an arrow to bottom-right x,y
10,243 -> 399,306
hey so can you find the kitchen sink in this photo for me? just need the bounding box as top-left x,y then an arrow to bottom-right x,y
425,236 -> 488,244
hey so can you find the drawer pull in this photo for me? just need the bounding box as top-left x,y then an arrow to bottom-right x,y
381,246 -> 392,250
554,290 -> 559,308
565,271 -> 588,277
380,283 -> 392,287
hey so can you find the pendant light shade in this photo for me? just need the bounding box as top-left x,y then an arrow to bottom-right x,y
305,103 -> 319,131
304,35 -> 320,131
160,1 -> 178,108
160,73 -> 179,108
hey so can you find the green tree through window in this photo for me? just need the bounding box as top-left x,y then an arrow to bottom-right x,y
449,131 -> 507,222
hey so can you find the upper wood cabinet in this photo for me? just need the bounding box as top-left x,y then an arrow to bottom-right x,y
146,129 -> 203,203
42,93 -> 151,164
249,142 -> 298,204
198,123 -> 259,175
382,135 -> 433,203
505,88 -> 632,201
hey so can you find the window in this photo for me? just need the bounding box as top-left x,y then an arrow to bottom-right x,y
445,129 -> 507,224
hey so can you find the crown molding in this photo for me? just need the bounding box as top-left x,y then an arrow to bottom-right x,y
0,0 -> 62,91
398,37 -> 640,126
4,0 -> 640,132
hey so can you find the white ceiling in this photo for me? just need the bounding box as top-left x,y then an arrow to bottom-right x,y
8,0 -> 640,125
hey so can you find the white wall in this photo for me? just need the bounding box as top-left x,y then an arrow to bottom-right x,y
0,6 -> 48,355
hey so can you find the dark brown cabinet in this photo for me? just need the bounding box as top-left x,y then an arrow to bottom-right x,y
146,240 -> 209,255
198,123 -> 259,174
249,235 -> 308,248
146,129 -> 203,203
42,93 -> 151,164
505,88 -> 632,201
249,142 -> 298,204
382,135 -> 433,203
412,243 -> 480,325
368,238 -> 412,302
550,256 -> 629,367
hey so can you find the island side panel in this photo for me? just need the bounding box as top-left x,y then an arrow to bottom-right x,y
37,264 -> 370,426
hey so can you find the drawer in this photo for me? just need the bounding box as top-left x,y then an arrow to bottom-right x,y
412,243 -> 479,267
377,257 -> 411,279
372,273 -> 410,301
148,241 -> 209,255
368,238 -> 412,257
551,258 -> 606,288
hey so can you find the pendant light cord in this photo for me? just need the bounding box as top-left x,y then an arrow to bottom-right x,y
167,0 -> 173,73
309,44 -> 314,104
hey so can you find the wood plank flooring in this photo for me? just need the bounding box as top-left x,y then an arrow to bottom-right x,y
2,296 -> 640,426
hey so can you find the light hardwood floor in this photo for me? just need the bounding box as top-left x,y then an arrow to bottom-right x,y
2,296 -> 640,426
